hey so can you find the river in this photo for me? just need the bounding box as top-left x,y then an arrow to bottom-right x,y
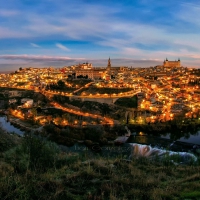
0,116 -> 200,152
0,116 -> 24,136
128,129 -> 200,146
0,115 -> 199,164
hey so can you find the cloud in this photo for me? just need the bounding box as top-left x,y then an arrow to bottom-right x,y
56,43 -> 70,51
0,54 -> 84,62
0,54 -> 161,68
30,43 -> 40,48
0,9 -> 19,17
0,2 -> 198,53
0,54 -> 199,70
0,54 -> 86,70
178,2 -> 200,24
0,27 -> 30,39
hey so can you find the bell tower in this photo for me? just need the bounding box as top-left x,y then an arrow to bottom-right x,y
107,57 -> 111,71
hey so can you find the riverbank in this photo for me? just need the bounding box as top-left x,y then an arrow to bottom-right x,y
1,114 -> 200,156
0,126 -> 22,153
126,120 -> 200,133
0,115 -> 43,134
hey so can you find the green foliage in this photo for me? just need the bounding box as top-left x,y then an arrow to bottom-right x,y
0,128 -> 21,152
43,124 -> 60,134
57,80 -> 65,89
128,95 -> 138,108
4,146 -> 29,173
31,108 -> 37,118
115,95 -> 138,108
1,124 -> 200,199
4,135 -> 60,173
181,191 -> 200,198
23,135 -> 60,170
1,147 -> 200,200
60,129 -> 74,138
84,126 -> 103,142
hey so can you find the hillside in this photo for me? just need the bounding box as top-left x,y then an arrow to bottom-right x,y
0,135 -> 200,200
0,125 -> 22,153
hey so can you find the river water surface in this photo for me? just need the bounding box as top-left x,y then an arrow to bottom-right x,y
0,116 -> 24,136
0,116 -> 200,153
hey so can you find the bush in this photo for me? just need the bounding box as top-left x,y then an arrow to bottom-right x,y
4,135 -> 60,173
84,126 -> 103,142
4,146 -> 29,173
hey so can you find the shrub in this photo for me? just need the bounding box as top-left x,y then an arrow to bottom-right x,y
4,146 -> 29,173
84,126 -> 103,142
4,134 -> 60,173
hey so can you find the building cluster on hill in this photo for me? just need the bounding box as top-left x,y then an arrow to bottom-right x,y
0,58 -> 199,124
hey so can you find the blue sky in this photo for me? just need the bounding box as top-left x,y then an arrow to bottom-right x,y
0,0 -> 200,71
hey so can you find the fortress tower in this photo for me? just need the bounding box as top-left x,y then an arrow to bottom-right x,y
163,58 -> 181,67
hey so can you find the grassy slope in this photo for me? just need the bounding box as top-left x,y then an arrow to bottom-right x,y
0,134 -> 200,200
0,127 -> 22,153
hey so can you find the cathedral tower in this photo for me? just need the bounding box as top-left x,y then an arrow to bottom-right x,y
107,57 -> 111,71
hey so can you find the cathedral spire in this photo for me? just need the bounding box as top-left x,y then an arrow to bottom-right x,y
107,57 -> 111,70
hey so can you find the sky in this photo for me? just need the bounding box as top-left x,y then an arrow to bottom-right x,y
0,0 -> 200,71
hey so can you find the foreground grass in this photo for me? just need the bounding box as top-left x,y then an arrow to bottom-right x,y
0,134 -> 200,200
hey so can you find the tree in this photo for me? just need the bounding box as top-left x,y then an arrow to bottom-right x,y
31,108 -> 37,121
85,126 -> 103,142
131,95 -> 138,108
126,113 -> 130,124
4,134 -> 60,172
62,113 -> 70,122
36,107 -> 42,113
57,80 -> 65,89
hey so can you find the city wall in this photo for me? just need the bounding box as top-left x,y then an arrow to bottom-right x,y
70,96 -> 119,104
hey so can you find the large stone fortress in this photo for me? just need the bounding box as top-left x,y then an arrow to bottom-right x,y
163,58 -> 181,68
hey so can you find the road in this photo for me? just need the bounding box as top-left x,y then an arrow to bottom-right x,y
50,102 -> 114,125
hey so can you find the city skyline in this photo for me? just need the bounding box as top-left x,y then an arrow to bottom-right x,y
1,0 -> 200,70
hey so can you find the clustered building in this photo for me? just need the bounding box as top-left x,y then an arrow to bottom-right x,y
0,57 -> 199,124
69,58 -> 128,80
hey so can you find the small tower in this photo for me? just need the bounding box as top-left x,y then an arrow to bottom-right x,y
163,58 -> 169,67
178,58 -> 181,67
107,57 -> 111,71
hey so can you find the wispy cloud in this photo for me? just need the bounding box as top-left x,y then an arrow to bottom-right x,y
0,9 -> 20,17
0,54 -> 199,70
0,27 -> 30,39
30,43 -> 40,48
0,54 -> 162,68
56,43 -> 70,51
0,54 -> 85,70
0,55 -> 84,62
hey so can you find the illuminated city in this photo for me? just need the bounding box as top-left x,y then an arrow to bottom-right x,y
1,0 -> 200,199
0,58 -> 199,129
